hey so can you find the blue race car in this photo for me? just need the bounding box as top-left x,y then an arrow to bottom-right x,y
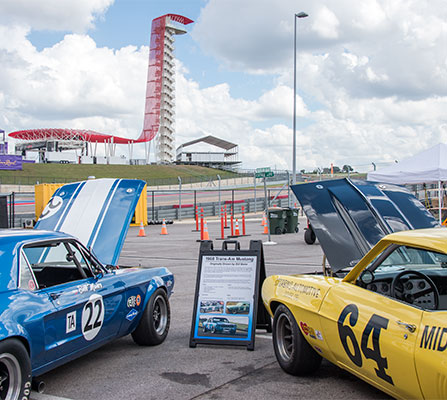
202,317 -> 237,334
0,179 -> 174,400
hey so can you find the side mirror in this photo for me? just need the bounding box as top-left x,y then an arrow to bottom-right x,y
359,270 -> 374,285
94,268 -> 103,279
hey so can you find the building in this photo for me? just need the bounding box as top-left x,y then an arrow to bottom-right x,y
176,135 -> 240,170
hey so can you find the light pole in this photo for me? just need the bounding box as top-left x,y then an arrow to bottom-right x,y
292,11 -> 308,185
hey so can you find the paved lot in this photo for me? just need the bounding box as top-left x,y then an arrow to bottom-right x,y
32,217 -> 390,400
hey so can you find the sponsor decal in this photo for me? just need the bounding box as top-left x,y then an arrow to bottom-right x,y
315,330 -> 324,341
126,309 -> 139,321
127,295 -> 142,308
81,294 -> 104,341
66,311 -> 76,333
420,325 -> 447,351
300,322 -> 316,339
275,279 -> 321,298
75,282 -> 103,295
314,346 -> 323,353
300,322 -> 310,335
28,280 -> 36,291
166,279 -> 173,287
39,196 -> 63,220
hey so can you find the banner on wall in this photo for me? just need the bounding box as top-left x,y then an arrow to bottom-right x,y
0,155 -> 22,170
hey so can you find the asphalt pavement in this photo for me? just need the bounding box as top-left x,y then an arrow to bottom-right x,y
32,217 -> 390,400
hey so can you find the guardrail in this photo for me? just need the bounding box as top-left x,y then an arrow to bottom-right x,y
11,186 -> 297,227
148,196 -> 291,222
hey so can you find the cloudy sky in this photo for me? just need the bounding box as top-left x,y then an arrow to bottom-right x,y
0,0 -> 446,171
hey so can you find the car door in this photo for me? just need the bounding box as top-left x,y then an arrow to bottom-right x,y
319,283 -> 424,399
414,311 -> 447,399
23,240 -> 126,362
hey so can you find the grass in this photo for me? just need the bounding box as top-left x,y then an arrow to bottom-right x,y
0,163 -> 239,185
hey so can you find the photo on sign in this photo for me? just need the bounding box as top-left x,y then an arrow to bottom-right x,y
199,300 -> 224,314
225,301 -> 250,315
197,315 -> 249,339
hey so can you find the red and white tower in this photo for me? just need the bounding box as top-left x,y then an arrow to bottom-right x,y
143,14 -> 193,164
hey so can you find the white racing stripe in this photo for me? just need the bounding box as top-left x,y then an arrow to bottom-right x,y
58,179 -> 116,245
89,179 -> 121,249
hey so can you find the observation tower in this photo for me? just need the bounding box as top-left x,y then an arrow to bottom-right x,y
146,14 -> 193,163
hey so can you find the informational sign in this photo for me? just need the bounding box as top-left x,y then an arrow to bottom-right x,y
255,167 -> 274,178
189,240 -> 270,350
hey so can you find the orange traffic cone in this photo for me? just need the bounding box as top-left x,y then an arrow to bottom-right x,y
235,219 -> 240,236
261,213 -> 266,226
160,219 -> 168,235
203,220 -> 210,240
263,222 -> 269,234
138,221 -> 146,237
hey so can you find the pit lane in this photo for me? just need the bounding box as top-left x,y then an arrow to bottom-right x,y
32,217 -> 390,400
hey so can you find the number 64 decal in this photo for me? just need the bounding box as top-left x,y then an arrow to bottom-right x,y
338,304 -> 394,385
82,294 -> 104,341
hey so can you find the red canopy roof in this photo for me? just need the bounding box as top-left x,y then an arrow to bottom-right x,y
9,128 -> 148,144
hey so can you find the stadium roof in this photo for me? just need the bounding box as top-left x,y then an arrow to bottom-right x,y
8,128 -> 148,144
177,135 -> 237,151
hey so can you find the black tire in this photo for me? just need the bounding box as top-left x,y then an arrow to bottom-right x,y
0,339 -> 32,400
272,305 -> 322,375
132,288 -> 170,346
304,228 -> 316,244
275,227 -> 282,235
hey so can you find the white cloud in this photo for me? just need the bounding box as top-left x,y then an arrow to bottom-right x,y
312,6 -> 339,39
193,0 -> 447,99
0,0 -> 114,32
0,28 -> 148,139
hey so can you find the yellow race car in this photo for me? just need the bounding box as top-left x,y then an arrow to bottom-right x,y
262,228 -> 447,400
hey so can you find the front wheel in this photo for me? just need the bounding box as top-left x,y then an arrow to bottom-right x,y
132,288 -> 170,346
0,339 -> 32,400
272,305 -> 321,375
304,228 -> 316,244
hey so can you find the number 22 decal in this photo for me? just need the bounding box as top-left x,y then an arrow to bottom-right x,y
82,294 -> 104,341
338,304 -> 394,385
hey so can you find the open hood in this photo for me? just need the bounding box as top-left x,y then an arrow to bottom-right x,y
35,178 -> 146,266
292,178 -> 438,273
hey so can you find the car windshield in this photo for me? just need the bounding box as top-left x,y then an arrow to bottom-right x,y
375,245 -> 447,273
213,318 -> 228,322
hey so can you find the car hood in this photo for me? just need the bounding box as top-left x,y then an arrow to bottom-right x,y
34,178 -> 146,266
291,178 -> 438,273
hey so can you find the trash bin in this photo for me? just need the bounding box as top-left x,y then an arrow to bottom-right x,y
268,208 -> 286,234
285,208 -> 299,233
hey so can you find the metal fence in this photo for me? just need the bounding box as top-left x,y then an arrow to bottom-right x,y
12,185 -> 298,227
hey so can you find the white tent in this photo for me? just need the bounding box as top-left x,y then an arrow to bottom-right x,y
367,143 -> 447,224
